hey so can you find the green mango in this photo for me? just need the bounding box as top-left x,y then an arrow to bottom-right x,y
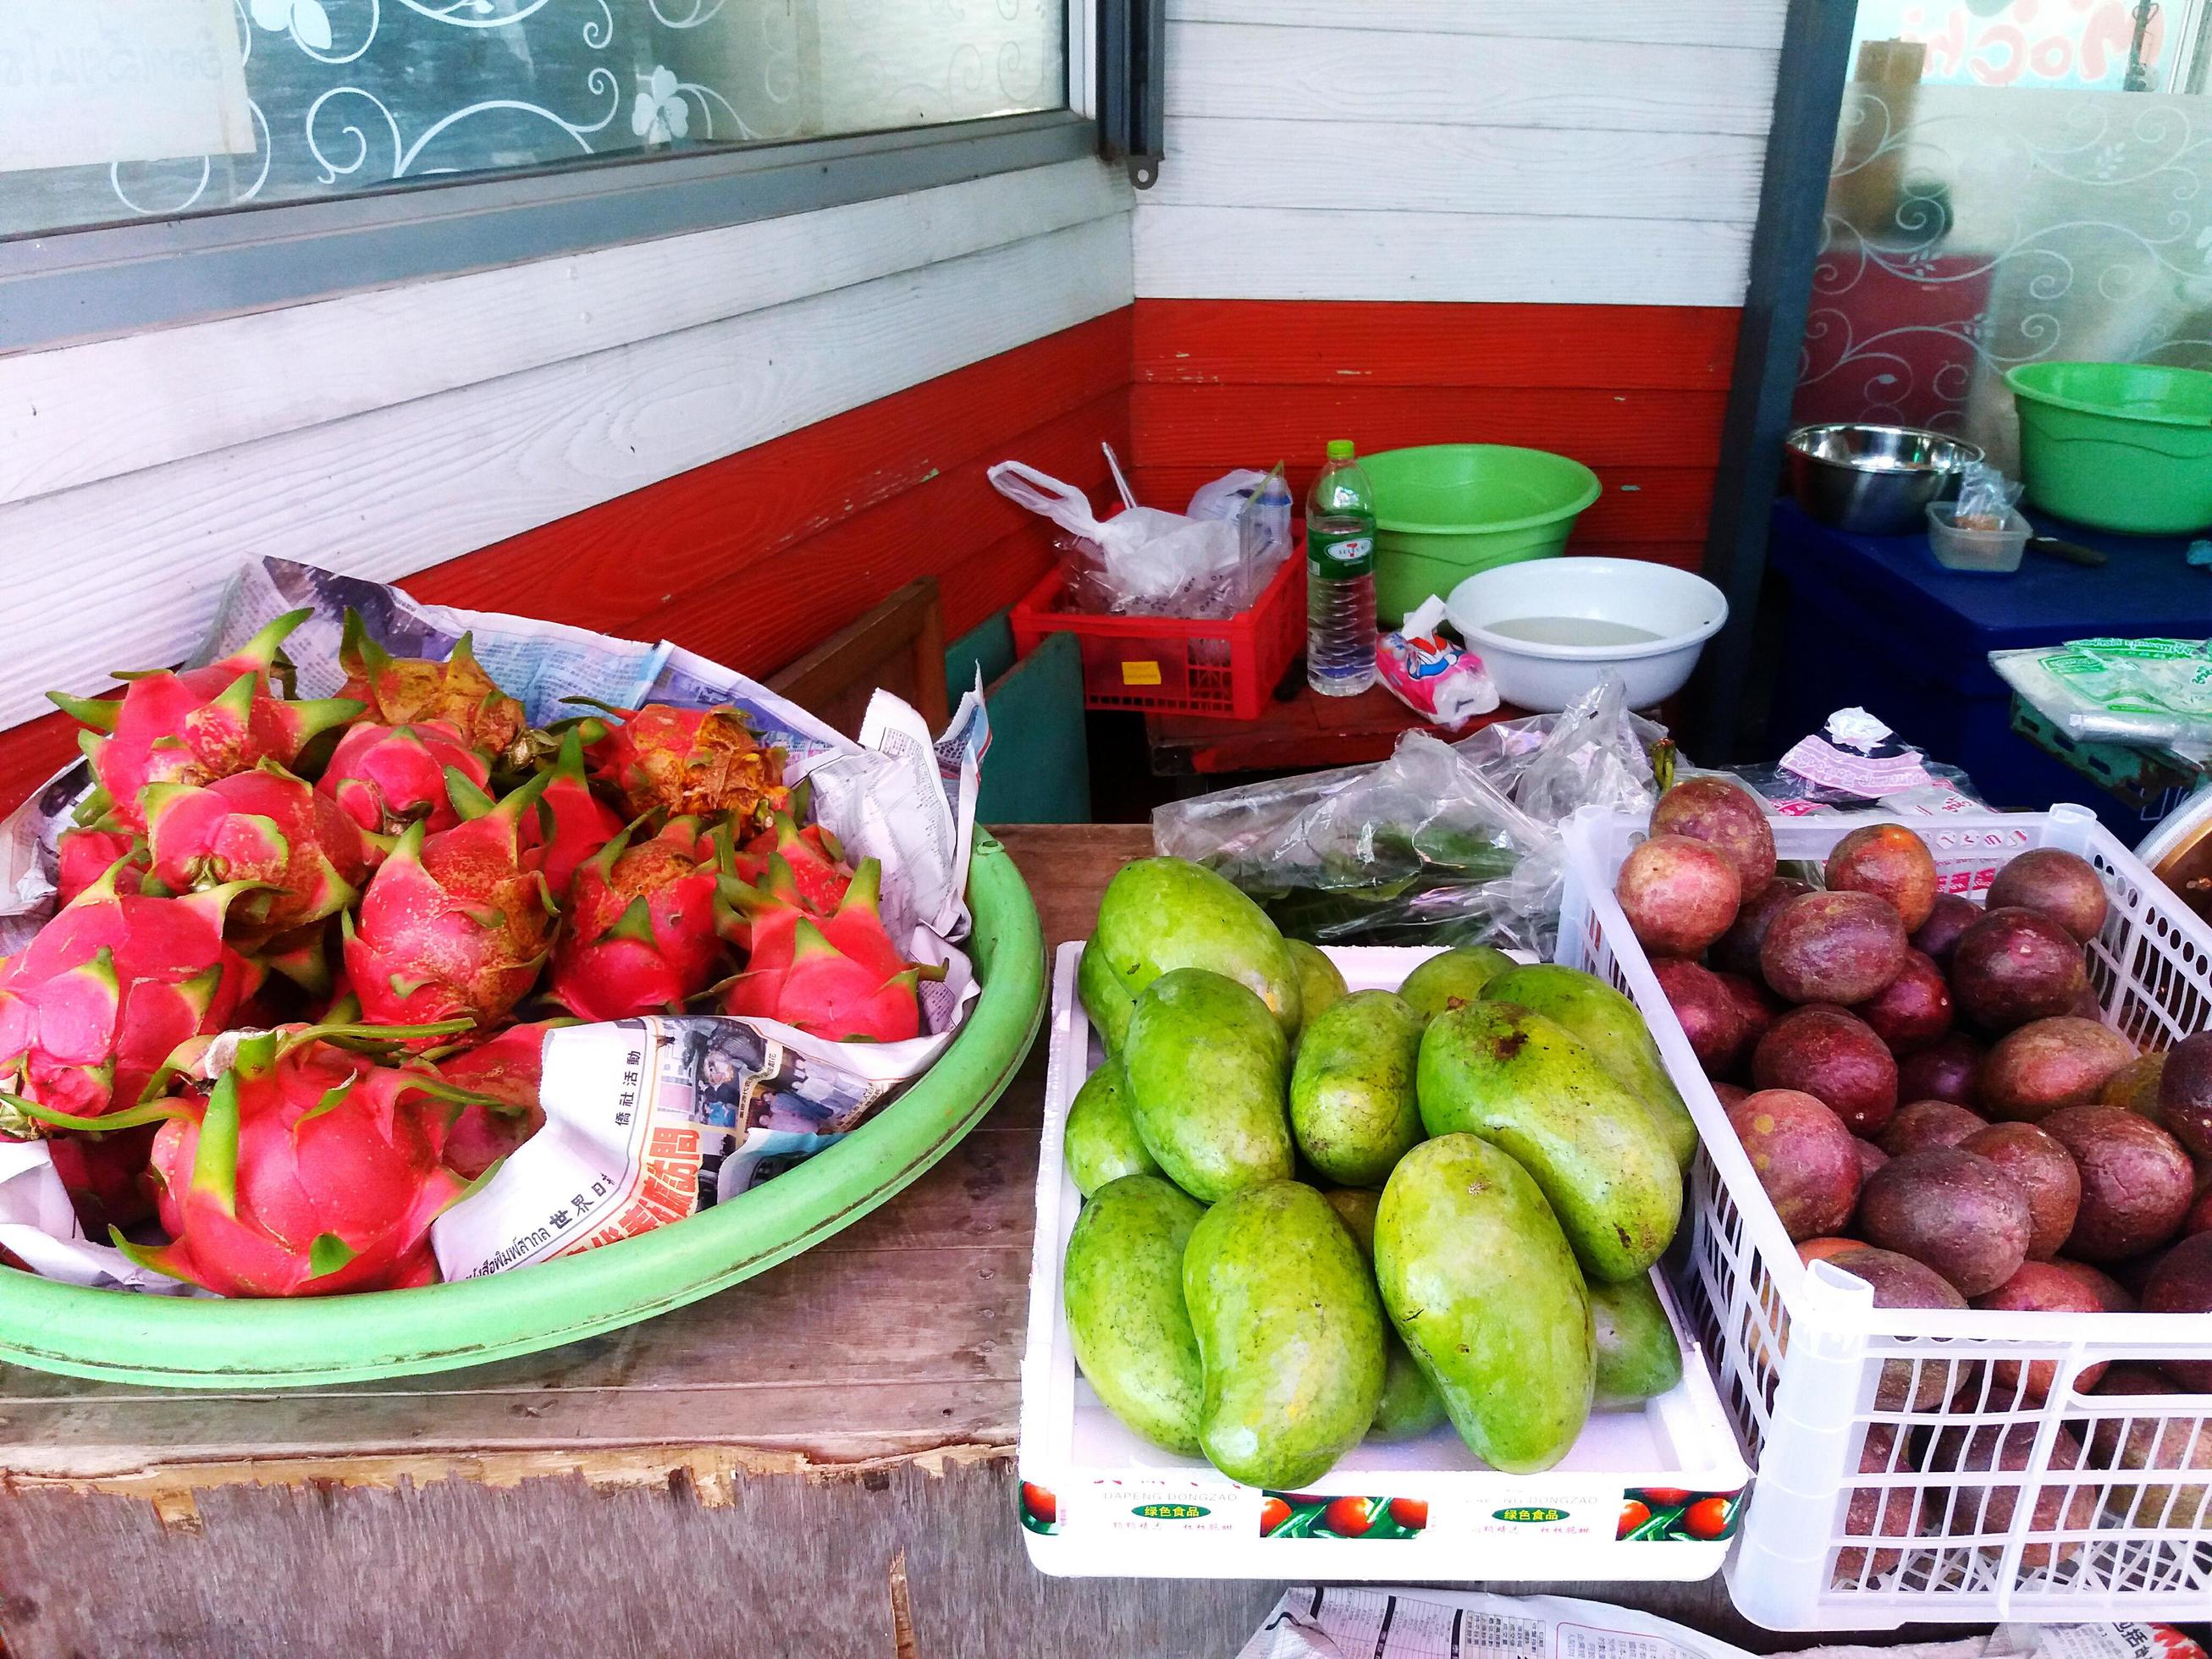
1078,935 -> 1136,1052
1376,1133 -> 1595,1473
1416,1000 -> 1681,1283
1589,1274 -> 1685,1409
1123,968 -> 1293,1203
1369,1341 -> 1453,1441
1321,1186 -> 1379,1254
1093,857 -> 1302,1039
1286,940 -> 1348,1035
1183,1181 -> 1387,1487
1481,963 -> 1697,1169
1065,1058 -> 1159,1197
1398,945 -> 1517,1023
1289,991 -> 1425,1187
1321,1188 -> 1448,1442
1062,1176 -> 1205,1455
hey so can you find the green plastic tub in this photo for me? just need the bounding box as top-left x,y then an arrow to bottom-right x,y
1363,444 -> 1602,626
0,834 -> 1045,1389
2008,361 -> 2212,535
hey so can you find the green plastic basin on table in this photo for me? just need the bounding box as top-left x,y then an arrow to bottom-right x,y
1363,444 -> 1602,626
2008,361 -> 2212,535
0,834 -> 1045,1389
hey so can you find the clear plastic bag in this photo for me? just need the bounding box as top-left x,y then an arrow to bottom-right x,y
1953,460 -> 2025,532
988,460 -> 1244,618
1153,732 -> 1553,950
1455,672 -> 1667,824
1153,674 -> 1671,953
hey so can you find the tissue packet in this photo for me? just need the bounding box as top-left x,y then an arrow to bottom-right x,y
1376,596 -> 1499,727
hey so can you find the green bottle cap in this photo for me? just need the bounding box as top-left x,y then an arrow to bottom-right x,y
1326,439 -> 1354,460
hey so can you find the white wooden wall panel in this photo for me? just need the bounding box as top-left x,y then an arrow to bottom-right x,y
0,215 -> 1132,731
1135,8 -> 1785,306
0,161 -> 1130,509
1167,0 -> 1789,48
1150,120 -> 1764,224
1165,25 -> 1779,135
1134,207 -> 1752,306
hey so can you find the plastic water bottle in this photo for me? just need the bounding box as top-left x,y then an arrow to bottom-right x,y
1305,439 -> 1378,696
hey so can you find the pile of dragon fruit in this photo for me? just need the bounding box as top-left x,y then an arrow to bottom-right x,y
0,608 -> 933,1298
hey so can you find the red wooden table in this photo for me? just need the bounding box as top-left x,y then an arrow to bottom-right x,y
1145,682 -> 1523,777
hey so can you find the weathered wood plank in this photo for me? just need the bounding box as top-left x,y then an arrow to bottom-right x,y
1134,206 -> 1753,307
1166,0 -> 1787,50
1167,24 -> 1780,135
1130,300 -> 1740,392
1153,119 -> 1765,223
3,218 -> 1133,736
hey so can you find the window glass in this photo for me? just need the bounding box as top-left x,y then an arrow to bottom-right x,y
0,0 -> 1067,240
1793,0 -> 2212,465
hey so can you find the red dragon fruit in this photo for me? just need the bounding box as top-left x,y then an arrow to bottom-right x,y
548,818 -> 727,1021
48,610 -> 361,832
762,812 -> 852,912
43,1025 -> 488,1297
434,1020 -> 565,1180
342,771 -> 554,1034
0,864 -> 257,1122
54,828 -> 142,906
46,1122 -> 158,1232
581,703 -> 788,830
317,719 -> 491,843
719,860 -> 925,1044
722,920 -> 924,1044
524,728 -> 623,900
143,761 -> 372,946
339,610 -> 527,758
727,814 -> 842,889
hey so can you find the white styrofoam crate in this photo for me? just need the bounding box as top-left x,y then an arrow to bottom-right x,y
1017,940 -> 1751,1581
1560,802 -> 2212,1630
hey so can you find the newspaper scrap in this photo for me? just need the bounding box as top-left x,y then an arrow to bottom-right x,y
433,945 -> 978,1281
0,556 -> 991,1292
1238,1587 -> 2204,1659
1238,1589 -> 1737,1659
0,1141 -> 194,1295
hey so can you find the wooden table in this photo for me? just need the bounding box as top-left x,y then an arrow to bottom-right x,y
0,828 -> 1915,1657
1145,684 -> 1519,777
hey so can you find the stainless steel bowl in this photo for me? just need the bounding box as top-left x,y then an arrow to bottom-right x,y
1785,423 -> 1985,536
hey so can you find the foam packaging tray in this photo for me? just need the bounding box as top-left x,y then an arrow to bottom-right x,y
1016,941 -> 1751,1580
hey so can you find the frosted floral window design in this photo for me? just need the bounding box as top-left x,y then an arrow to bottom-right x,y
0,0 -> 1066,240
1793,24 -> 2212,467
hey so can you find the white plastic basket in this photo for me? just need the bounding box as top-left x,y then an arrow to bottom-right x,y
1017,940 -> 1751,1582
1559,802 -> 2212,1629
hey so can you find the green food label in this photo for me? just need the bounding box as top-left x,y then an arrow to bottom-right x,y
1308,524 -> 1376,581
1132,1502 -> 1211,1521
1492,1506 -> 1569,1524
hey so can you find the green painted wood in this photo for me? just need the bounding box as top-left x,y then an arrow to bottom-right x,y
0,835 -> 1045,1389
946,612 -> 1018,696
977,631 -> 1090,824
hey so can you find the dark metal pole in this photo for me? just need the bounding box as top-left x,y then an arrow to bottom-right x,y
1685,0 -> 1862,762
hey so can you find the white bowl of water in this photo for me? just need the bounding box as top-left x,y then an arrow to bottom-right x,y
1442,557 -> 1729,713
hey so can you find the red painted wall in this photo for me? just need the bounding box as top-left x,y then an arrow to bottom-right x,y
0,297 -> 1740,808
1130,299 -> 1740,570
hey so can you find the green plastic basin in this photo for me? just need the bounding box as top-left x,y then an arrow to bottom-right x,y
1363,444 -> 1602,626
0,834 -> 1045,1388
2008,361 -> 2212,535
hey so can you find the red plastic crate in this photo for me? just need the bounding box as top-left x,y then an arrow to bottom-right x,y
1008,550 -> 1305,721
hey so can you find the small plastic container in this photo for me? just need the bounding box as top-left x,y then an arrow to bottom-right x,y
1925,502 -> 2029,573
